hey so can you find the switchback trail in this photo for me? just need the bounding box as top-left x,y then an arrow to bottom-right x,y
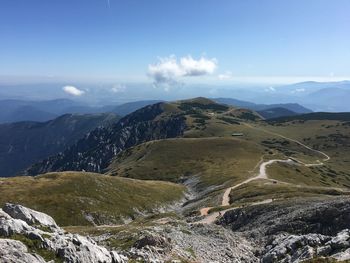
197,123 -> 331,224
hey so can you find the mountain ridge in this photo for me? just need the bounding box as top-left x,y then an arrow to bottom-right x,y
24,102 -> 187,175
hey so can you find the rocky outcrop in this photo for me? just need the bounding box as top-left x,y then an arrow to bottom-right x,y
25,103 -> 186,175
262,229 -> 350,262
0,203 -> 127,263
3,203 -> 58,229
0,239 -> 46,263
125,223 -> 258,262
218,197 -> 350,262
219,197 -> 350,236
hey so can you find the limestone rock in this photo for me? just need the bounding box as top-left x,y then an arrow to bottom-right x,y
0,216 -> 33,237
3,203 -> 58,229
0,239 -> 46,263
0,203 -> 127,263
133,233 -> 171,250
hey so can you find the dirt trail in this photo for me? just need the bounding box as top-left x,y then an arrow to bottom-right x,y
197,123 -> 331,224
243,123 -> 331,163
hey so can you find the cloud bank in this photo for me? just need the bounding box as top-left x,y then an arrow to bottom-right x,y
62,85 -> 85,96
148,55 -> 217,89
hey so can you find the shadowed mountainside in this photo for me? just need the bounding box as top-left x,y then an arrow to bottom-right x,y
0,113 -> 120,177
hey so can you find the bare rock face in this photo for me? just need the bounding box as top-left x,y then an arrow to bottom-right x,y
0,203 -> 127,263
218,198 -> 350,262
262,230 -> 350,263
0,239 -> 46,263
3,203 -> 59,229
0,209 -> 34,237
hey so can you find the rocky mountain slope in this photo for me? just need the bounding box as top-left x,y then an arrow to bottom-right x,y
24,102 -> 187,175
0,113 -> 119,177
25,98 -> 260,176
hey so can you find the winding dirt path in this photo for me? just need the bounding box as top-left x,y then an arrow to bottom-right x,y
197,124 -> 331,224
244,123 -> 331,163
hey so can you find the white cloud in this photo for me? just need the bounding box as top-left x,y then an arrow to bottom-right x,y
148,55 -> 217,89
62,85 -> 85,96
111,84 -> 126,93
180,56 -> 217,76
264,86 -> 276,92
218,71 -> 233,80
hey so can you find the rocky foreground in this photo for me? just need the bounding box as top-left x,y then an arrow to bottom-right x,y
1,198 -> 350,262
0,203 -> 127,263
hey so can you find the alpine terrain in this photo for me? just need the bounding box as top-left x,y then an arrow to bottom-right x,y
1,98 -> 350,262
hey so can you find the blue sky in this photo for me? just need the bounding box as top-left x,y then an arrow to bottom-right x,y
0,0 -> 349,85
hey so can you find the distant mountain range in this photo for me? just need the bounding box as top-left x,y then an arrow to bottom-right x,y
0,99 -> 163,123
0,113 -> 120,177
213,97 -> 312,119
0,97 -> 311,124
0,99 -> 85,123
213,97 -> 312,114
271,81 -> 350,112
1,80 -> 349,113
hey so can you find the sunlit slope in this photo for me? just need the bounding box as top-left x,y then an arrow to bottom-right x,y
260,119 -> 350,187
107,137 -> 264,191
0,172 -> 185,226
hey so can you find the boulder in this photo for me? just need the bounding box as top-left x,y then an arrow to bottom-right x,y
52,234 -> 113,262
0,203 -> 128,263
133,233 -> 171,250
3,203 -> 58,229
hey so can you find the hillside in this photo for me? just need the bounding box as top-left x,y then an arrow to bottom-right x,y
25,98 -> 261,175
0,172 -> 184,226
107,137 -> 263,191
0,113 -> 119,177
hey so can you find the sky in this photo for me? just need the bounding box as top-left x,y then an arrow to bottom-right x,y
0,0 -> 350,87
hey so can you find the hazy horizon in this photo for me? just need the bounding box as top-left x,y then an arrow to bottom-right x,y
1,0 -> 350,91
